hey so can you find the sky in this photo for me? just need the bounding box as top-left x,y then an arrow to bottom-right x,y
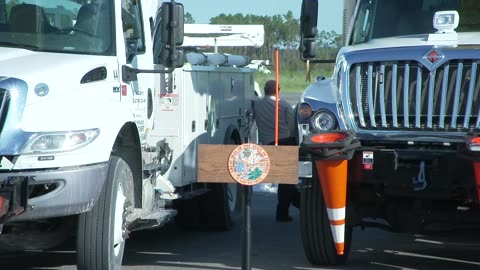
178,0 -> 343,33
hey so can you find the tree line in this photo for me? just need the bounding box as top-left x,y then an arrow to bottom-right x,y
184,12 -> 342,71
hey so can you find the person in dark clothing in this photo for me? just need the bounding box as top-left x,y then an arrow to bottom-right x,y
269,138 -> 300,222
253,80 -> 300,222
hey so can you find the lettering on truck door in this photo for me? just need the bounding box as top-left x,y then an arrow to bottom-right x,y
121,0 -> 154,143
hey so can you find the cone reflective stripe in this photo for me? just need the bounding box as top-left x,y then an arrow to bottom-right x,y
327,207 -> 346,254
316,159 -> 348,255
473,161 -> 480,202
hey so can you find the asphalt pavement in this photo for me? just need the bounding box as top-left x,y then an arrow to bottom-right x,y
3,191 -> 480,270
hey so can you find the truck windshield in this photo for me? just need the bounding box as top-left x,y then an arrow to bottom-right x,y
0,0 -> 114,55
351,0 -> 480,45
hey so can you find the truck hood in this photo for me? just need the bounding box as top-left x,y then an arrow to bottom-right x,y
343,32 -> 480,53
0,47 -> 118,105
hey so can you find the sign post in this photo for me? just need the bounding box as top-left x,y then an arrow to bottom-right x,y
198,143 -> 298,269
227,143 -> 271,270
241,185 -> 251,270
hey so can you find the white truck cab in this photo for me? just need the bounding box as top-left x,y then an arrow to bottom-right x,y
0,0 -> 185,269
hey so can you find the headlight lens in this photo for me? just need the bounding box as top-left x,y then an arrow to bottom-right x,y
23,129 -> 99,154
298,103 -> 313,120
433,11 -> 459,33
313,111 -> 336,131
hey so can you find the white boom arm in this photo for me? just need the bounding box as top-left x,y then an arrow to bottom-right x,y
183,24 -> 265,50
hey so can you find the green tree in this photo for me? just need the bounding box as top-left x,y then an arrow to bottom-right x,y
3,0 -> 20,22
317,30 -> 341,59
278,11 -> 299,50
184,12 -> 195,24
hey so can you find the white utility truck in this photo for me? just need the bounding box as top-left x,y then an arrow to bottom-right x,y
0,0 -> 259,269
297,0 -> 480,266
154,23 -> 265,230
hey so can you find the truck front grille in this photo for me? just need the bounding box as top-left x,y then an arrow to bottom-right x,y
348,60 -> 480,132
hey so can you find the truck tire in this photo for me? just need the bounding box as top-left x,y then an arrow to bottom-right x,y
77,156 -> 134,270
197,134 -> 242,230
225,136 -> 242,215
300,174 -> 352,266
198,183 -> 236,231
174,183 -> 239,231
227,182 -> 241,213
173,196 -> 201,230
175,134 -> 239,231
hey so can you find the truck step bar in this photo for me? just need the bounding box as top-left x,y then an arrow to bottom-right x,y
128,209 -> 177,232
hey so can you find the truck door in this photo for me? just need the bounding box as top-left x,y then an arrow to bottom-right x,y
120,0 -> 154,144
220,72 -> 245,142
181,69 -> 205,184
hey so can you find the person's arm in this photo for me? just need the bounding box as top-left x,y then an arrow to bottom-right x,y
281,100 -> 296,139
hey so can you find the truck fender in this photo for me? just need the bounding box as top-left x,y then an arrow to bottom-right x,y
111,122 -> 143,208
300,78 -> 347,130
223,124 -> 241,145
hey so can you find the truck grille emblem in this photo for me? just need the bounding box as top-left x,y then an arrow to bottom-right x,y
425,49 -> 443,64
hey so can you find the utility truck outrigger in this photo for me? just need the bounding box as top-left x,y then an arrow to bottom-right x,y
0,0 -> 259,269
297,0 -> 480,266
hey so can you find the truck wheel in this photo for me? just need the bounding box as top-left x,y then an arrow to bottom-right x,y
226,134 -> 241,214
227,183 -> 241,213
77,156 -> 133,270
300,175 -> 352,266
173,197 -> 201,230
199,183 -> 235,231
174,183 -> 239,231
196,134 -> 241,231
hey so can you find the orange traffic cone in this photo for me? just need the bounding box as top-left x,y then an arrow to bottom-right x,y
316,159 -> 348,255
472,161 -> 480,202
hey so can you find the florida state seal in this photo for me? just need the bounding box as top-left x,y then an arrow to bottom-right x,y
228,143 -> 270,186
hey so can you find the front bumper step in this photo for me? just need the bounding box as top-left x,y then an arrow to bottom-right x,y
128,209 -> 177,232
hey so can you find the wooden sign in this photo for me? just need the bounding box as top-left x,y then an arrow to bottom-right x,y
198,144 -> 299,184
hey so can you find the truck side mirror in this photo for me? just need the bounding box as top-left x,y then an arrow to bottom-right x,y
300,0 -> 318,38
300,0 -> 318,59
158,2 -> 184,46
302,39 -> 317,59
153,2 -> 185,68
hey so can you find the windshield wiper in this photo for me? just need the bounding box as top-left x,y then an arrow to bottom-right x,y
0,41 -> 39,51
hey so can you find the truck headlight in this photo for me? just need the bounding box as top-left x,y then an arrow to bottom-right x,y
298,103 -> 313,120
22,129 -> 99,154
313,111 -> 336,131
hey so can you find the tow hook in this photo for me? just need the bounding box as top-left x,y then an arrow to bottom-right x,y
412,161 -> 427,191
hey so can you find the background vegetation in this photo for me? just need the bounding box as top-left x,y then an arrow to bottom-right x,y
184,12 -> 342,93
